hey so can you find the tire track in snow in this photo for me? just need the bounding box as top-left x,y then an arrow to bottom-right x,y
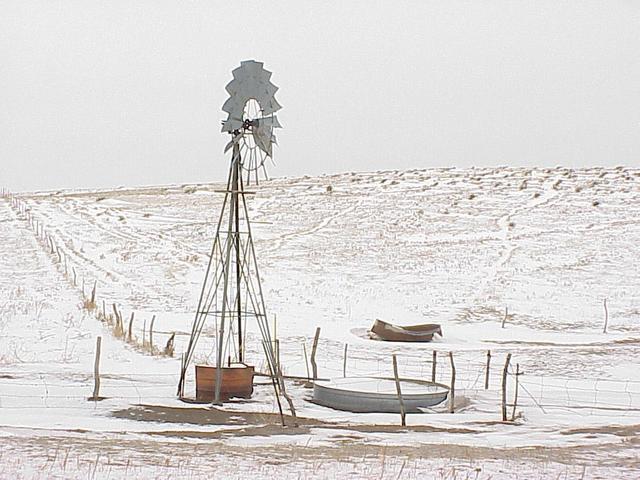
476,189 -> 561,302
266,202 -> 359,254
20,198 -> 131,285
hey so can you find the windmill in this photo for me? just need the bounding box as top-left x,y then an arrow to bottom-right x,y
178,61 -> 294,421
221,60 -> 282,186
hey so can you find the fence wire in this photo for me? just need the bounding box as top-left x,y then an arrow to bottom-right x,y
2,194 -> 639,420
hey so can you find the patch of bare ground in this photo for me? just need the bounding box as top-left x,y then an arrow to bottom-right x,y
561,424 -> 640,439
112,404 -> 326,428
112,404 -> 479,438
487,338 -> 640,347
103,405 -> 640,470
3,427 -> 639,473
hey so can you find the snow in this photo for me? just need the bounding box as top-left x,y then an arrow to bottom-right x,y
1,165 -> 640,478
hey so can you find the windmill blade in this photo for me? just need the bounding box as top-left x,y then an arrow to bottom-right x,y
253,115 -> 282,129
239,60 -> 264,76
251,115 -> 282,157
222,96 -> 245,119
262,97 -> 282,115
252,129 -> 273,157
221,116 -> 244,133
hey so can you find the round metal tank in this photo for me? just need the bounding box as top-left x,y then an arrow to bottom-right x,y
312,377 -> 449,413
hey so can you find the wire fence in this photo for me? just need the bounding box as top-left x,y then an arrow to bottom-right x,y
2,192 -> 639,421
0,372 -> 179,409
2,354 -> 639,419
3,194 -> 177,358
309,345 -> 640,418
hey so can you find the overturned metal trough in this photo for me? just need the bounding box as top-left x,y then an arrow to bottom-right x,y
369,319 -> 442,342
312,377 -> 449,413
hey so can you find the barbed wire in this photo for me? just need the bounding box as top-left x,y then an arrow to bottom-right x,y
3,194 -> 640,419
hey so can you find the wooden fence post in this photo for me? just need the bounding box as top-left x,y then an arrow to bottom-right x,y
502,307 -> 508,328
275,339 -> 281,372
89,336 -> 102,400
602,299 -> 609,334
90,281 -> 97,307
164,332 -> 175,356
511,363 -> 521,421
303,343 -> 310,381
392,354 -> 406,426
149,315 -> 156,350
112,303 -> 122,335
431,350 -> 437,382
343,343 -> 348,377
128,312 -> 135,342
448,352 -> 456,413
485,350 -> 491,390
310,327 -> 321,381
501,353 -> 512,421
274,346 -> 298,428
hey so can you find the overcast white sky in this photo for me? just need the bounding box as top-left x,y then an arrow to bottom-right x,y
1,1 -> 639,192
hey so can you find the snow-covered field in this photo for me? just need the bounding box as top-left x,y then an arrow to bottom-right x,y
1,166 -> 639,479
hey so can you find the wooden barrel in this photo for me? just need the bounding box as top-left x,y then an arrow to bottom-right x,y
195,364 -> 254,401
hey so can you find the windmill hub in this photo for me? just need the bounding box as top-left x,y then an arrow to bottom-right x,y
242,119 -> 255,130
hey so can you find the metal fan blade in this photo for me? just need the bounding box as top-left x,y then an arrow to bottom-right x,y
251,115 -> 282,156
252,127 -> 273,157
253,115 -> 282,129
221,116 -> 243,133
239,60 -> 264,75
262,97 -> 282,115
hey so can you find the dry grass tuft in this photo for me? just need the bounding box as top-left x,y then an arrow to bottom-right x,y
82,298 -> 96,311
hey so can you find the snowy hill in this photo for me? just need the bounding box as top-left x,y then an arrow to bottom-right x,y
1,166 -> 639,479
